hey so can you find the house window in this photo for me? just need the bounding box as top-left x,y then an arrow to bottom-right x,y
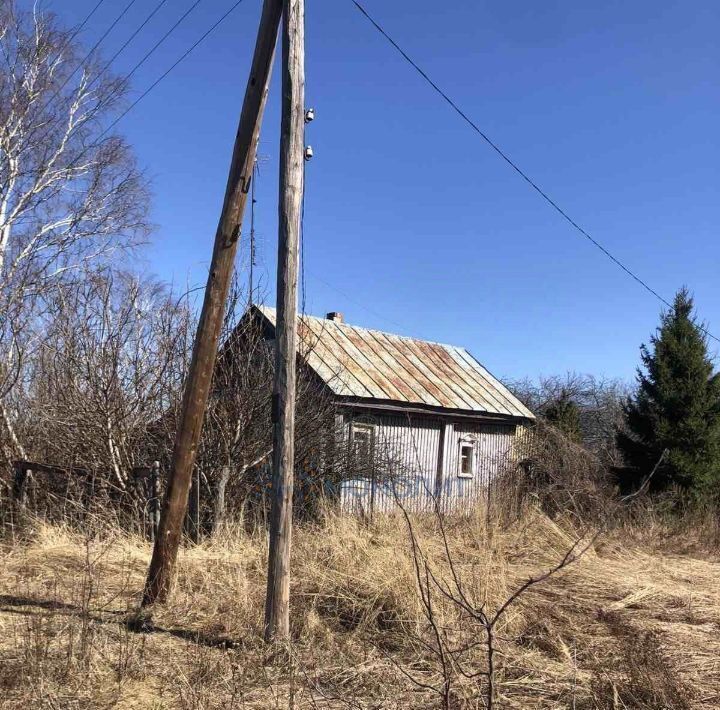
459,441 -> 474,477
351,423 -> 374,466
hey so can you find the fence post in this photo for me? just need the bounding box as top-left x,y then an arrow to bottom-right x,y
150,461 -> 161,542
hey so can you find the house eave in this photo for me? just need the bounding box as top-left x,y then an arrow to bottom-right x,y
334,396 -> 534,425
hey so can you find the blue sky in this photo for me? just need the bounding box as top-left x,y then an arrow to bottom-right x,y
52,0 -> 719,382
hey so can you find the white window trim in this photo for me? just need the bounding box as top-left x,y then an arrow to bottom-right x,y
350,422 -> 375,456
351,421 -> 374,438
458,437 -> 475,478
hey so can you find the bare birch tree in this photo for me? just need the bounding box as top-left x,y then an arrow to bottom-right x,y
0,2 -> 150,457
17,270 -> 192,488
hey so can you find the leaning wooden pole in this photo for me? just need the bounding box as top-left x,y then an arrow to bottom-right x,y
141,0 -> 283,608
264,0 -> 304,642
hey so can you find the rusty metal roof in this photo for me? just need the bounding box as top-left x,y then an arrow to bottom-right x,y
255,306 -> 534,420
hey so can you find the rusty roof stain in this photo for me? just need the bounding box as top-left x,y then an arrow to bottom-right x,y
255,306 -> 534,420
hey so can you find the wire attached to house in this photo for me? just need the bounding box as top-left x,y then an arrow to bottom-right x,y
349,0 -> 720,344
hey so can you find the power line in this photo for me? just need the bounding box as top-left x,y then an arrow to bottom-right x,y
349,0 -> 719,344
56,0 -> 141,98
101,0 -> 248,140
19,0 -> 143,153
94,0 -> 171,90
71,0 -> 206,141
17,0 -> 173,162
63,0 -> 109,49
41,0 -> 205,129
121,0 -> 205,87
249,158 -> 258,305
305,268 -> 407,333
300,134 -> 308,316
3,0 -> 248,306
300,167 -> 307,315
49,0 -> 244,179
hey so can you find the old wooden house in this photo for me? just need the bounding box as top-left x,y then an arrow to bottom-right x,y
252,305 -> 534,515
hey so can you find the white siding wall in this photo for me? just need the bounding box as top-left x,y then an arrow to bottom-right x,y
339,413 -> 440,514
441,422 -> 516,513
339,411 -> 518,515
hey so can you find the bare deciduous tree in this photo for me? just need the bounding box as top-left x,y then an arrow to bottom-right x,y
0,2 -> 150,460
199,289 -> 346,530
15,270 -> 191,489
508,372 -> 630,467
393,492 -> 598,709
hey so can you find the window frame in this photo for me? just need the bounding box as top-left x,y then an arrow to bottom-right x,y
350,422 -> 375,468
458,438 -> 475,478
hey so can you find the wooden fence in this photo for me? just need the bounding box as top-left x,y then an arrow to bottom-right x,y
8,459 -> 162,537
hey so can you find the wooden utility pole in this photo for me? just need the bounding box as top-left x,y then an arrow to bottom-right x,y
141,0 -> 283,608
264,0 -> 305,642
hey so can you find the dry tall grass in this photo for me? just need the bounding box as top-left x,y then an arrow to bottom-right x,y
0,505 -> 718,708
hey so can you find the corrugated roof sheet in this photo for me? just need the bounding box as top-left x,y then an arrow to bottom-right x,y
255,306 -> 534,420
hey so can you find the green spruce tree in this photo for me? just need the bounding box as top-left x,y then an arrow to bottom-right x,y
617,288 -> 720,496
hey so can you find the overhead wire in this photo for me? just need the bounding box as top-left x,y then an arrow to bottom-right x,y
61,0 -> 109,50
349,0 -> 720,344
40,0 -> 245,185
305,267 -> 409,333
299,7 -> 309,317
120,0 -> 205,87
47,0 -> 206,147
14,0 -> 135,152
98,0 -> 247,143
54,0 -> 141,99
3,0 -> 249,313
58,1 -> 420,339
249,158 -> 257,306
93,0 -> 171,90
300,162 -> 307,316
16,0 -> 177,163
300,123 -> 308,316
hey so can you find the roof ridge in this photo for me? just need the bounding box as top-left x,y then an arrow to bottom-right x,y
256,304 -> 465,351
252,304 -> 534,419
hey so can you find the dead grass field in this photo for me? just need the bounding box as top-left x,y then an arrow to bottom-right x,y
0,507 -> 718,709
